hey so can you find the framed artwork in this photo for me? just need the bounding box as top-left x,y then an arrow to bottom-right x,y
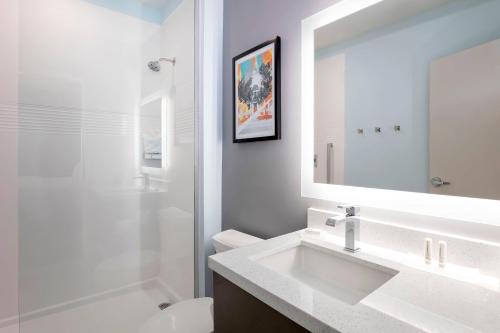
233,36 -> 281,143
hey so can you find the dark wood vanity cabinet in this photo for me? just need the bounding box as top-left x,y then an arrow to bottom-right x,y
213,273 -> 310,333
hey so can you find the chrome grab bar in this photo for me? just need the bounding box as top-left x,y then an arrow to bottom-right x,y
327,143 -> 334,184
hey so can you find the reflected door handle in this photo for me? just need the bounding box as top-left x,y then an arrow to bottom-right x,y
431,177 -> 451,187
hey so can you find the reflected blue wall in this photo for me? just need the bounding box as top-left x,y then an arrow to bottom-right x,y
316,0 -> 500,192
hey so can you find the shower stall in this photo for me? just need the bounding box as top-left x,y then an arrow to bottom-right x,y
0,0 -> 203,331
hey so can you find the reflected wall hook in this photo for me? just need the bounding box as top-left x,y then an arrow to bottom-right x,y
357,128 -> 364,134
394,125 -> 401,132
374,127 -> 382,133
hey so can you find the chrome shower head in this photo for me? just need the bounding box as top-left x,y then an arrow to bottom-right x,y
147,57 -> 176,72
148,61 -> 161,72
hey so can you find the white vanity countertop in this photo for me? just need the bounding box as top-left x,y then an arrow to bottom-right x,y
208,231 -> 500,333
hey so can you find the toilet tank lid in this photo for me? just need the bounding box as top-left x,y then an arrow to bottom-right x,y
212,229 -> 262,249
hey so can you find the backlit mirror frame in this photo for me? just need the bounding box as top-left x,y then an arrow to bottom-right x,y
139,92 -> 168,178
301,0 -> 500,226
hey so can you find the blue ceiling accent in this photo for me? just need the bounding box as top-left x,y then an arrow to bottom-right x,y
84,0 -> 183,25
159,0 -> 183,22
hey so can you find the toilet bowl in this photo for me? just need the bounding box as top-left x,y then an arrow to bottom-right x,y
140,229 -> 262,333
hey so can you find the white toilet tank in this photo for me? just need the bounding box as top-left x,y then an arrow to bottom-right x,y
212,229 -> 262,253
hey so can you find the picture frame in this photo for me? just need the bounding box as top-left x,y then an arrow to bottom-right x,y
233,36 -> 281,143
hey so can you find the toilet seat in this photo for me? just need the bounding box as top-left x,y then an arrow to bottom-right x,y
139,298 -> 213,333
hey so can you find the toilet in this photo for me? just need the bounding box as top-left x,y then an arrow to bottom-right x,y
140,229 -> 262,333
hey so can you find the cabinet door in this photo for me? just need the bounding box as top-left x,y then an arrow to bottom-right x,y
213,273 -> 311,333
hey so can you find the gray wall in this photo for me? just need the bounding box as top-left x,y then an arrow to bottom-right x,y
222,0 -> 340,239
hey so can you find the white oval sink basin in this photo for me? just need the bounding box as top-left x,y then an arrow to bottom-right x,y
254,241 -> 399,305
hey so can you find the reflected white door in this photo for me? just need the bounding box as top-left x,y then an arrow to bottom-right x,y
314,54 -> 345,184
429,38 -> 500,199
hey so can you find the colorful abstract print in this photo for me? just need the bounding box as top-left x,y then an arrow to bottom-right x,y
236,48 -> 274,129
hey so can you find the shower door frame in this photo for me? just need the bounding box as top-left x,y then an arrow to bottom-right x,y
193,0 -> 224,298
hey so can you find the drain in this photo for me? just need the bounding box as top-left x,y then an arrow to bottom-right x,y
158,302 -> 171,310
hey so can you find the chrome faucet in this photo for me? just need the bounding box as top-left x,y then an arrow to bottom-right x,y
134,173 -> 151,191
325,205 -> 360,253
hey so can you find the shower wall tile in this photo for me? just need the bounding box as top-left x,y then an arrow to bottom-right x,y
176,81 -> 195,111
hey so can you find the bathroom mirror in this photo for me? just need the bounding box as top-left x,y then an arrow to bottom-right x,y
140,95 -> 166,171
302,0 -> 500,224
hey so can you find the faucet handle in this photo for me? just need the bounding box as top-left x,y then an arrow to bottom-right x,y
337,205 -> 360,217
326,215 -> 346,227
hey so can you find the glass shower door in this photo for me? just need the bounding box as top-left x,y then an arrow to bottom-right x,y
0,0 -> 20,332
13,0 -> 195,332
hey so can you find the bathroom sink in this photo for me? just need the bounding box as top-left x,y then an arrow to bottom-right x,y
254,241 -> 399,305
